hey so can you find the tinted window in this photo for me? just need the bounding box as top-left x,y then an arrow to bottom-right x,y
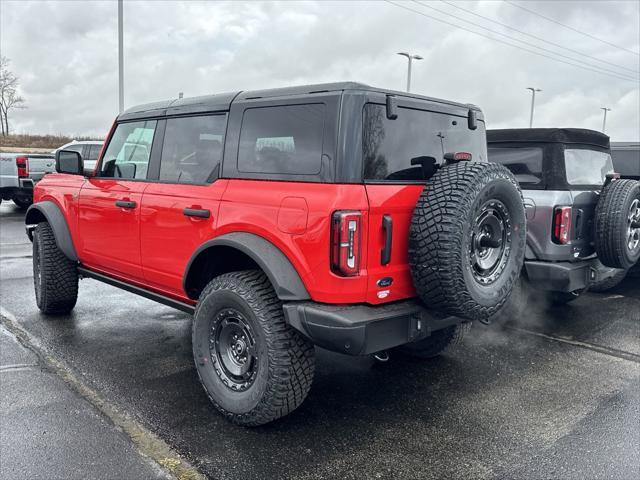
565,149 -> 614,185
100,120 -> 156,179
488,147 -> 543,185
363,104 -> 487,181
159,115 -> 226,184
64,144 -> 85,155
238,104 -> 324,175
86,144 -> 103,161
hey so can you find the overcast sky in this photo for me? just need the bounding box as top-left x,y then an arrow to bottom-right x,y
1,0 -> 639,140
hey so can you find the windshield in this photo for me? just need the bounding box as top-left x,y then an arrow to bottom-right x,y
564,148 -> 614,185
363,104 -> 487,182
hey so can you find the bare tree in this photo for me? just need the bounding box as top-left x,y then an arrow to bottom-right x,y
0,57 -> 26,136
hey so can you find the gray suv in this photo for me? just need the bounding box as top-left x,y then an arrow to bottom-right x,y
488,128 -> 639,304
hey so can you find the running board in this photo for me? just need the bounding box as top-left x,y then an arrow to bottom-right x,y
77,267 -> 195,315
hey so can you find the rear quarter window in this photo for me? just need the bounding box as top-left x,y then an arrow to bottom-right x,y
238,104 -> 325,175
488,147 -> 543,185
564,149 -> 614,186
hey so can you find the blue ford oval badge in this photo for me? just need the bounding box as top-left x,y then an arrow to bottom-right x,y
377,277 -> 393,287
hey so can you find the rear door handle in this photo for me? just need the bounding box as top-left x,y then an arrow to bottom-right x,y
183,208 -> 210,219
115,200 -> 136,209
381,214 -> 393,265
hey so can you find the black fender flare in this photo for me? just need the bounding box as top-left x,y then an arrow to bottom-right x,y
25,201 -> 78,262
184,232 -> 310,301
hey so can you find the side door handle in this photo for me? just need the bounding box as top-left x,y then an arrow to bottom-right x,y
381,214 -> 393,265
115,200 -> 137,209
183,208 -> 210,219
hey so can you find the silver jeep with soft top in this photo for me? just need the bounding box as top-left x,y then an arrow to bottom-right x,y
488,128 -> 639,304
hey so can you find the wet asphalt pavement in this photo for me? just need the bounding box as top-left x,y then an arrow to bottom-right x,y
1,200 -> 639,480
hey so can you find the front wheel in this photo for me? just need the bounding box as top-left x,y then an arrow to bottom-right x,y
192,270 -> 315,426
33,222 -> 78,314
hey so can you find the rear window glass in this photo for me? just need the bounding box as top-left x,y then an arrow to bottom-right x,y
565,149 -> 614,185
238,104 -> 324,175
488,147 -> 543,185
363,104 -> 487,182
159,114 -> 226,184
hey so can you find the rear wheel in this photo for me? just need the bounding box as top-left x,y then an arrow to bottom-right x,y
12,195 -> 32,210
409,162 -> 527,322
395,322 -> 471,359
192,270 -> 315,426
595,179 -> 640,269
33,222 -> 78,314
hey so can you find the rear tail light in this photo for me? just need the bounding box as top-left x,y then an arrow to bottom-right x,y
331,211 -> 361,276
553,206 -> 572,244
16,156 -> 28,178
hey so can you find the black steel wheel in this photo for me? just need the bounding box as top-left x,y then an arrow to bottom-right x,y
469,200 -> 512,285
209,308 -> 258,392
192,270 -> 315,426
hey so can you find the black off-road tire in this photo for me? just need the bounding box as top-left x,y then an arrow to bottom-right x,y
394,322 -> 471,359
409,162 -> 527,322
192,270 -> 315,426
590,269 -> 627,292
595,179 -> 640,269
33,222 -> 78,314
12,195 -> 33,210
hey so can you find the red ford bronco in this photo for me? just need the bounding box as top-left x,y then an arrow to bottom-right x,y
26,83 -> 526,425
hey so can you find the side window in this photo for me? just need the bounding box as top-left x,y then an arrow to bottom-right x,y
100,120 -> 156,179
488,147 -> 544,185
238,104 -> 325,175
87,144 -> 103,161
65,144 -> 85,155
159,115 -> 226,184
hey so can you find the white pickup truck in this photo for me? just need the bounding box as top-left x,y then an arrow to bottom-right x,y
0,153 -> 56,209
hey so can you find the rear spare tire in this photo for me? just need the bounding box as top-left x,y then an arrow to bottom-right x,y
409,162 -> 526,322
595,179 -> 640,269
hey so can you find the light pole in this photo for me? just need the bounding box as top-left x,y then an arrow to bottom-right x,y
526,87 -> 542,128
397,52 -> 423,92
118,0 -> 124,113
601,107 -> 611,133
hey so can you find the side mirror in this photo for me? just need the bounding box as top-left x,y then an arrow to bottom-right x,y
55,150 -> 84,175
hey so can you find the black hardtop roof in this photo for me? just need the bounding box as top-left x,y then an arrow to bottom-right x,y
487,128 -> 609,148
119,82 -> 482,121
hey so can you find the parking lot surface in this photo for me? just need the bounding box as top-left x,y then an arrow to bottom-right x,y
1,201 -> 638,480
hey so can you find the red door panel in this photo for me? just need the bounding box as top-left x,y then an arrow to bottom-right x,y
78,179 -> 147,280
140,181 -> 228,296
364,184 -> 423,304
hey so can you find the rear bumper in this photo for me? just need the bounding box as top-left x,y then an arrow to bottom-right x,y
524,258 -> 618,292
283,300 -> 460,356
